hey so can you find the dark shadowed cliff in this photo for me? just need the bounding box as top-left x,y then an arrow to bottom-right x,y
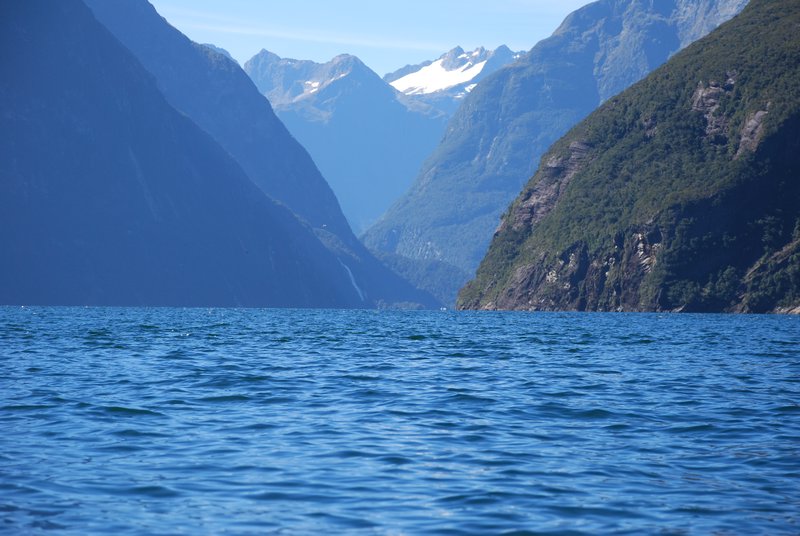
0,0 -> 366,307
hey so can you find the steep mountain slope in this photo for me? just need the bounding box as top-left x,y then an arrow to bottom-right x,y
244,50 -> 447,233
0,0 -> 365,307
364,0 -> 748,304
459,0 -> 800,313
85,0 -> 438,308
85,0 -> 348,238
386,46 -> 523,116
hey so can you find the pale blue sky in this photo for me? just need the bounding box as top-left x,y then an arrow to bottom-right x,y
147,0 -> 590,76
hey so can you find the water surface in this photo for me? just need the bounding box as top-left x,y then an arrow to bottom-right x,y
1,307 -> 798,534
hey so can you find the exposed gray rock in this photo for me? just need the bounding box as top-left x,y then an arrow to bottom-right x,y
508,141 -> 592,232
692,72 -> 738,141
737,109 -> 769,157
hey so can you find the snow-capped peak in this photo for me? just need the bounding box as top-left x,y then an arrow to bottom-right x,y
390,58 -> 487,95
388,46 -> 521,96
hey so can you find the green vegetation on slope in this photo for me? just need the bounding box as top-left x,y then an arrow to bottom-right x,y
459,0 -> 800,313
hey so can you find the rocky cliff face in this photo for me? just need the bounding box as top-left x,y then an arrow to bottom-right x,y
363,0 -> 748,306
459,0 -> 800,313
480,229 -> 664,311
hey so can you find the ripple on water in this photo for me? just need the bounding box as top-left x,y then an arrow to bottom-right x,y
100,406 -> 165,417
0,308 -> 798,534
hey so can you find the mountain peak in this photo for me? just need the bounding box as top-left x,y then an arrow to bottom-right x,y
331,53 -> 358,65
254,48 -> 281,61
245,49 -> 393,110
329,53 -> 370,76
443,45 -> 465,58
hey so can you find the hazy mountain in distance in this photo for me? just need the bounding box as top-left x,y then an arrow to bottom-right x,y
85,0 -> 349,238
363,0 -> 749,305
202,43 -> 235,62
0,0 -> 369,307
244,50 -> 448,234
85,0 -> 439,308
460,0 -> 800,313
385,46 -> 523,116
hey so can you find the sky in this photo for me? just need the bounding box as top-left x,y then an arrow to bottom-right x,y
147,0 -> 591,76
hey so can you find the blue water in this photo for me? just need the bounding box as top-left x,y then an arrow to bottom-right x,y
1,307 -> 798,534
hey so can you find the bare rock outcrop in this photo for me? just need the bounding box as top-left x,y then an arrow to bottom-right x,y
736,109 -> 769,157
504,141 -> 593,234
692,73 -> 737,142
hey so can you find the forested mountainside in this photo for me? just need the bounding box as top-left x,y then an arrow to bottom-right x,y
459,0 -> 800,313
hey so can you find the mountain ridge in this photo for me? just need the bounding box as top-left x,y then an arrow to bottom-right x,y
363,0 -> 749,305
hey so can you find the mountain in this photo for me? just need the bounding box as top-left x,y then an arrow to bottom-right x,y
202,43 -> 234,62
0,0 -> 369,307
244,50 -> 448,234
363,0 -> 749,305
84,0 -> 349,238
84,0 -> 439,308
385,46 -> 523,116
459,0 -> 800,314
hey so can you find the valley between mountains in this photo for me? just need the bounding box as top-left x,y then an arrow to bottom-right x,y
2,0 -> 797,313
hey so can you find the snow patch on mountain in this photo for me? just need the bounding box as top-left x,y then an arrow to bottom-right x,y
390,57 -> 488,95
383,46 -> 523,115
